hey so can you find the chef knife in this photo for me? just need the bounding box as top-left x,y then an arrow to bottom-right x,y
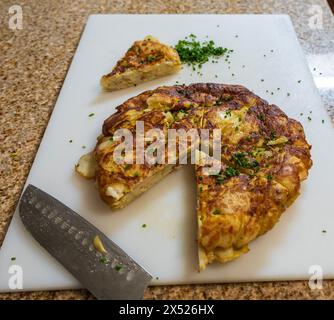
19,184 -> 152,300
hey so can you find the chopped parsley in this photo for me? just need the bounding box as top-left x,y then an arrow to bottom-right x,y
146,55 -> 158,63
213,209 -> 221,215
11,257 -> 16,261
69,139 -> 73,143
115,264 -> 123,272
225,166 -> 240,178
216,166 -> 240,184
267,173 -> 273,181
175,34 -> 232,70
233,152 -> 259,169
100,256 -> 109,264
297,80 -> 302,83
224,110 -> 232,118
322,230 -> 327,233
217,96 -> 233,105
142,224 -> 147,228
124,164 -> 132,170
88,113 -> 95,117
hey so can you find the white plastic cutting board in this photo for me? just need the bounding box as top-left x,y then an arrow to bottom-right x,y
1,14 -> 334,293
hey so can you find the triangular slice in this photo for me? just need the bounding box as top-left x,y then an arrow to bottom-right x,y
100,36 -> 181,91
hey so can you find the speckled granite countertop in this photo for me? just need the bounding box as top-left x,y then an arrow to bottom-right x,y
0,0 -> 333,300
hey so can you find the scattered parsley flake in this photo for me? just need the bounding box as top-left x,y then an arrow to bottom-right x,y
124,164 -> 132,170
100,256 -> 109,264
322,119 -> 325,124
82,145 -> 86,149
11,257 -> 16,261
297,80 -> 302,83
142,224 -> 147,228
267,173 -> 273,181
233,152 -> 259,169
216,166 -> 240,184
69,139 -> 73,143
308,116 -> 312,121
213,208 -> 221,215
322,230 -> 327,233
115,264 -> 123,272
88,113 -> 95,117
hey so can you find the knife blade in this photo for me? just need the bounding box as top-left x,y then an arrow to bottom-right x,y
19,184 -> 152,300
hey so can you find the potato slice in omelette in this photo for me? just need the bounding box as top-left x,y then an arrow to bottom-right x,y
76,83 -> 312,270
100,36 -> 181,91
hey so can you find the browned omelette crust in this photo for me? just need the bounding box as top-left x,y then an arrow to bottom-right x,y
78,83 -> 312,269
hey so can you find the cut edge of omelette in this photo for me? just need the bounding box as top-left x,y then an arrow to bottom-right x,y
100,36 -> 181,91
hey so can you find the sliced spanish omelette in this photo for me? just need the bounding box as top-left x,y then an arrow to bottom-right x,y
100,36 -> 181,91
76,83 -> 312,270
